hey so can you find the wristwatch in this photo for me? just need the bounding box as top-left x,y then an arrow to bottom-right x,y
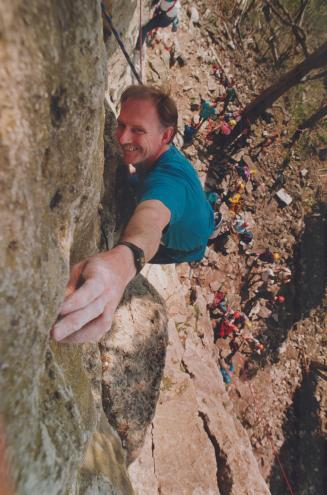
116,241 -> 145,274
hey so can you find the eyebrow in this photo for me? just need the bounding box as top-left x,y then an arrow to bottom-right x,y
117,118 -> 146,131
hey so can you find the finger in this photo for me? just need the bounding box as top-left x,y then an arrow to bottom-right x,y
64,260 -> 87,299
60,307 -> 113,344
60,278 -> 105,315
52,294 -> 108,341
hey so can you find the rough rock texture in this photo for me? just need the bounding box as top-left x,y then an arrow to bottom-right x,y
129,265 -> 270,495
0,1 -> 134,494
101,275 -> 168,464
1,1 -> 277,494
104,0 -> 143,102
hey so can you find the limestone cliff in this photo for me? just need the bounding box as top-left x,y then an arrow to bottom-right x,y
0,1 -> 270,494
0,1 -> 134,493
128,265 -> 270,495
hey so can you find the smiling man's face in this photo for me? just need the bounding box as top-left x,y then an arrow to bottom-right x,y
116,98 -> 172,169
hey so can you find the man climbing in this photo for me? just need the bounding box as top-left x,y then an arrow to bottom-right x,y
183,121 -> 197,145
197,99 -> 217,128
52,85 -> 214,344
222,82 -> 237,112
218,349 -> 235,385
135,0 -> 180,49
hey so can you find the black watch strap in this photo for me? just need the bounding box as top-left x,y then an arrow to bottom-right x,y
116,241 -> 145,274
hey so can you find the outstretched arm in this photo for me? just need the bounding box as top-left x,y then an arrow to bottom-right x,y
120,199 -> 169,260
52,200 -> 171,344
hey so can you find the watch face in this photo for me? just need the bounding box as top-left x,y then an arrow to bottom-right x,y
136,252 -> 145,273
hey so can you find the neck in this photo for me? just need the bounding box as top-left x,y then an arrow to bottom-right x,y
138,144 -> 170,173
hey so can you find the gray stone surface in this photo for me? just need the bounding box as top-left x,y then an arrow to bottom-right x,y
104,0 -> 143,101
0,1 -> 135,494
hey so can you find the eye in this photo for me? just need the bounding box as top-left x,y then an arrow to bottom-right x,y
117,122 -> 125,130
133,127 -> 145,134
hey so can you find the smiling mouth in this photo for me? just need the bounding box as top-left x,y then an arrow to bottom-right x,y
123,145 -> 139,152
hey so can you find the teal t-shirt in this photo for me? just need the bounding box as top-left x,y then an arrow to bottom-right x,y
200,101 -> 216,120
137,146 -> 214,262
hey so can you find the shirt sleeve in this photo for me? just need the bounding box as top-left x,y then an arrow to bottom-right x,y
138,172 -> 186,225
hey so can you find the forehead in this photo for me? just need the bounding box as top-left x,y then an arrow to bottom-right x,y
119,98 -> 161,125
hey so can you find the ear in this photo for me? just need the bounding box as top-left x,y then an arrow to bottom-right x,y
162,126 -> 174,144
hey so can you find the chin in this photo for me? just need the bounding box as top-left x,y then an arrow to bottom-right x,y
123,156 -> 135,166
131,158 -> 144,167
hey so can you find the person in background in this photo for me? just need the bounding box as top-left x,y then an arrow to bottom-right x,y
135,0 -> 180,49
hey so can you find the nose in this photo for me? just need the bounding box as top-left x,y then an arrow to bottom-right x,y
117,126 -> 131,144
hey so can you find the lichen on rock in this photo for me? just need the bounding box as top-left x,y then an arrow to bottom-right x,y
101,275 -> 168,465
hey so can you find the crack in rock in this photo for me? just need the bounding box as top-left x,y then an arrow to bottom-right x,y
151,422 -> 162,494
181,359 -> 195,378
198,411 -> 233,495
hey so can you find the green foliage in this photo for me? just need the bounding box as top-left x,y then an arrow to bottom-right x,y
279,0 -> 327,47
287,78 -> 327,151
302,0 -> 327,46
317,120 -> 327,145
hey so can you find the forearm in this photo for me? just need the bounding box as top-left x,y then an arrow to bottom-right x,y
120,200 -> 170,262
52,203 -> 170,343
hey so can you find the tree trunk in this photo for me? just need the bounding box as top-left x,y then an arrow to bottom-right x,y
225,41 -> 327,146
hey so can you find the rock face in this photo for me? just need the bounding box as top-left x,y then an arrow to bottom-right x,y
1,1 -> 270,494
129,265 -> 270,495
104,0 -> 142,101
101,275 -> 168,465
0,1 -> 135,494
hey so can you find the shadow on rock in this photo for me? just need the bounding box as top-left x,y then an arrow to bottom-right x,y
246,201 -> 326,373
268,370 -> 327,495
291,201 -> 327,321
100,274 -> 168,465
204,148 -> 233,192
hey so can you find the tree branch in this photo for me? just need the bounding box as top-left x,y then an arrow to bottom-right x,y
223,41 -> 327,146
265,0 -> 309,57
294,0 -> 310,25
300,69 -> 327,82
236,0 -> 256,26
